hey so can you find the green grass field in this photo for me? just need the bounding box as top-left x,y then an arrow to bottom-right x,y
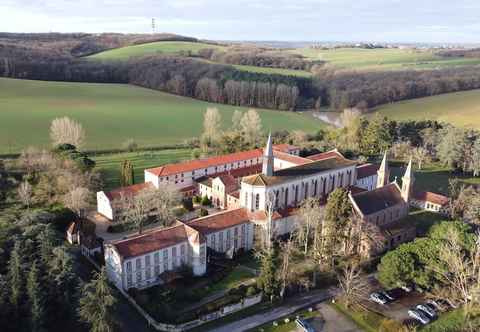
292,47 -> 480,70
92,149 -> 191,190
0,78 -> 322,154
89,41 -> 312,77
375,89 -> 480,129
88,41 -> 224,60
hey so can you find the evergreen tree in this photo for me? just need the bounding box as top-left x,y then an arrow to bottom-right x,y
257,248 -> 278,302
120,160 -> 134,187
27,261 -> 46,332
7,239 -> 25,311
37,225 -> 57,264
78,267 -> 117,332
359,114 -> 392,155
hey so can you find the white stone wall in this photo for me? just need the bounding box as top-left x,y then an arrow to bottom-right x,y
240,165 -> 357,212
205,223 -> 254,254
106,239 -> 207,291
355,174 -> 377,191
97,191 -> 114,220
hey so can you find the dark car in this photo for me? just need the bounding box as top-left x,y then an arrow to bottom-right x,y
295,318 -> 316,332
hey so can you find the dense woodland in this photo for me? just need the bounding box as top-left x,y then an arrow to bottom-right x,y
2,33 -> 480,112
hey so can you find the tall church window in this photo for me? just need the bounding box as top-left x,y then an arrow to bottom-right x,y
284,188 -> 289,207
255,194 -> 260,210
294,185 -> 299,203
313,180 -> 318,196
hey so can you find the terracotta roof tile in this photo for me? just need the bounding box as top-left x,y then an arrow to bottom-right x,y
217,174 -> 237,187
187,208 -> 251,235
306,149 -> 345,162
351,183 -> 405,216
104,182 -> 154,201
356,163 -> 379,179
273,144 -> 299,153
413,191 -> 449,206
273,150 -> 312,166
111,221 -> 204,259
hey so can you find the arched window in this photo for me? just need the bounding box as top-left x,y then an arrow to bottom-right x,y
284,188 -> 289,207
275,190 -> 279,208
244,192 -> 248,207
294,185 -> 299,203
313,180 -> 318,196
255,194 -> 260,210
304,183 -> 309,199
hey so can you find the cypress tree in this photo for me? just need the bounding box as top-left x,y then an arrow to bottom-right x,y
7,240 -> 25,311
27,261 -> 45,332
78,267 -> 117,332
120,160 -> 134,187
257,248 -> 278,302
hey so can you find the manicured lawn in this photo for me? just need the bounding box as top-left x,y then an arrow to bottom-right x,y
391,162 -> 480,195
206,266 -> 256,294
88,41 -> 224,60
330,301 -> 384,332
0,78 -> 323,154
376,89 -> 480,129
291,47 -> 480,71
92,149 -> 191,190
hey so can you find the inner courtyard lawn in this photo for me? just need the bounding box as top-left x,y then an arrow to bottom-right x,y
0,78 -> 322,154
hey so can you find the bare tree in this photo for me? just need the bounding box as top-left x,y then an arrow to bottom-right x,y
17,180 -> 32,208
279,239 -> 295,299
262,191 -> 276,250
50,117 -> 86,148
337,260 -> 370,309
297,198 -> 323,255
412,146 -> 430,170
122,189 -> 152,234
150,184 -> 182,227
240,109 -> 263,148
63,187 -> 92,219
231,110 -> 243,133
200,107 -> 222,152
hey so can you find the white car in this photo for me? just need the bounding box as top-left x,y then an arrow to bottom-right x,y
426,300 -> 441,311
408,309 -> 431,325
369,292 -> 388,305
380,290 -> 395,301
416,304 -> 436,319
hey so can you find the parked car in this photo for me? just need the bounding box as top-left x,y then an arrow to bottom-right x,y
408,309 -> 431,325
436,298 -> 458,309
386,288 -> 405,299
426,299 -> 441,311
380,290 -> 395,301
369,292 -> 389,305
416,304 -> 437,319
295,318 -> 316,332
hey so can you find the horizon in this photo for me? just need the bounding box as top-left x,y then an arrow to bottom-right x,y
2,0 -> 480,44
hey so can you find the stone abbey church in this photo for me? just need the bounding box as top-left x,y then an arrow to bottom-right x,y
94,136 -> 442,291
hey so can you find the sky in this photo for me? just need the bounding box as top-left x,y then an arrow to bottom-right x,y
1,0 -> 480,43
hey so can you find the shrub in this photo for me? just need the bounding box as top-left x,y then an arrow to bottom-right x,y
173,207 -> 188,217
246,286 -> 258,297
182,198 -> 194,211
199,208 -> 209,217
201,195 -> 211,206
192,195 -> 201,204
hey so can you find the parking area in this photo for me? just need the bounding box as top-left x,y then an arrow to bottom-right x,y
365,277 -> 455,327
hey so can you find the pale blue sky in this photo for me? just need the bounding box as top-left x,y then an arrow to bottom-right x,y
1,0 -> 479,43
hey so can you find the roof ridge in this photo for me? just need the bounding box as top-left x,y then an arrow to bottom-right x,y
110,220 -> 187,244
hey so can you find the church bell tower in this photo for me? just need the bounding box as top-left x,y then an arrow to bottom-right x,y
401,158 -> 414,202
262,133 -> 274,176
376,151 -> 390,188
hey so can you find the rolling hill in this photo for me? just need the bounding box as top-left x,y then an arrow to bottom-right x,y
0,77 -> 323,154
375,89 -> 480,128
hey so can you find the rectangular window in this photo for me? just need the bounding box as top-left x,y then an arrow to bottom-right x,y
163,249 -> 169,271
126,261 -> 132,272
145,267 -> 151,280
127,273 -> 133,287
145,255 -> 151,267
154,252 -> 159,265
135,258 -> 141,270
200,245 -> 206,261
154,265 -> 160,276
226,229 -> 231,249
136,271 -> 142,283
219,232 -> 224,252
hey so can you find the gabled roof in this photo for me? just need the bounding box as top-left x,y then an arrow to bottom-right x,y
145,144 -> 299,177
242,157 -> 357,186
216,174 -> 237,187
413,191 -> 449,206
273,144 -> 299,153
103,182 -> 154,201
187,208 -> 251,235
306,149 -> 345,162
273,150 -> 312,166
356,163 -> 379,179
111,221 -> 204,259
350,183 -> 405,216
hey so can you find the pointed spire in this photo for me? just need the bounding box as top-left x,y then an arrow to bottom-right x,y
401,158 -> 415,202
376,150 -> 390,188
262,133 -> 274,176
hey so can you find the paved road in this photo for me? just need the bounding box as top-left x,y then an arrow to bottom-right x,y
209,288 -> 338,332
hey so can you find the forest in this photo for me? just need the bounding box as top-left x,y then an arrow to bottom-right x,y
2,33 -> 480,112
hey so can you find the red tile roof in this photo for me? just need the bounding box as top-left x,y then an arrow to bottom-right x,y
187,208 -> 251,235
145,145 -> 299,178
273,144 -> 300,153
229,190 -> 240,199
248,210 -> 283,222
104,182 -> 154,201
273,150 -> 312,166
413,191 -> 449,206
356,163 -> 379,179
111,221 -> 204,258
306,149 -> 345,162
217,174 -> 237,187
145,149 -> 264,177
